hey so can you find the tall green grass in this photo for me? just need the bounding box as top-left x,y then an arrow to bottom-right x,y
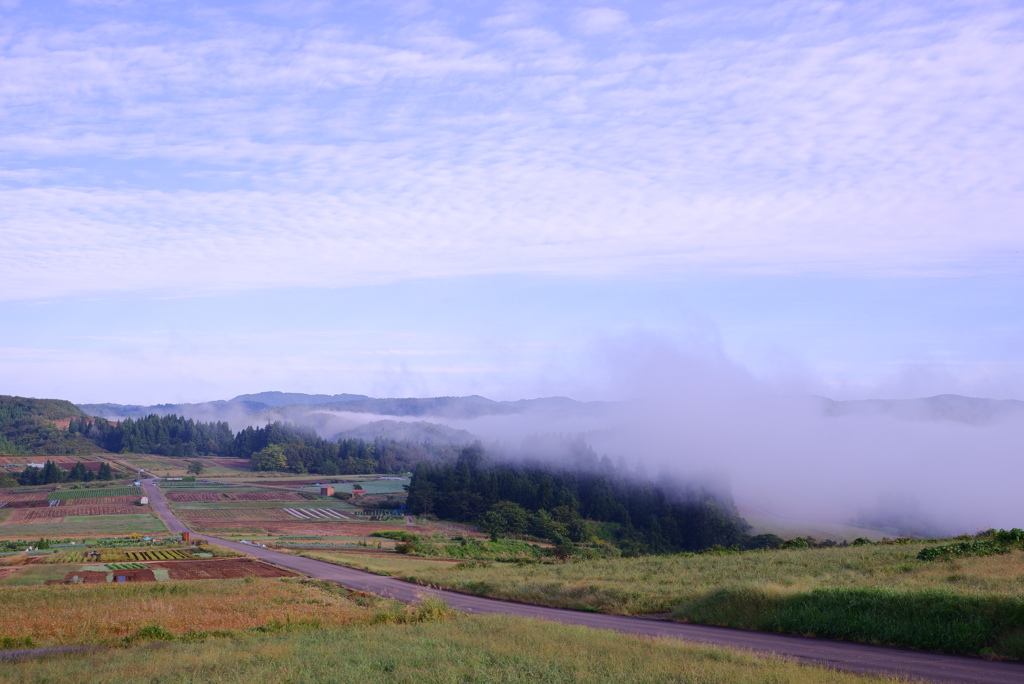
310,541 -> 1024,658
0,614 -> 901,683
675,586 -> 1024,657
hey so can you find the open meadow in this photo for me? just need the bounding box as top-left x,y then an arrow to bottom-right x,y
296,537 -> 1024,659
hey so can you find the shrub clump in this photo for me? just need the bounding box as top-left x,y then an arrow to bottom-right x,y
917,529 -> 1024,561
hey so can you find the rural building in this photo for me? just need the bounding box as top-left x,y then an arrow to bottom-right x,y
320,486 -> 334,496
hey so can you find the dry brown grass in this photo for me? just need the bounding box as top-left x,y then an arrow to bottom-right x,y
0,578 -> 375,645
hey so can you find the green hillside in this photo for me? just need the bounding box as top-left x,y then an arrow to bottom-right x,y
0,395 -> 101,455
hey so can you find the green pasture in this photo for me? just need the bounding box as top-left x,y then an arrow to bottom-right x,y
0,514 -> 167,538
332,478 -> 409,495
0,564 -> 73,586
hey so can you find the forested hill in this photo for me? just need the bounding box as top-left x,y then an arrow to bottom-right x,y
406,442 -> 750,555
235,422 -> 457,475
0,395 -> 98,455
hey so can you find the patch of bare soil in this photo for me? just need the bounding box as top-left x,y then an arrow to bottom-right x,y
197,522 -> 427,536
150,559 -> 296,580
52,568 -> 157,584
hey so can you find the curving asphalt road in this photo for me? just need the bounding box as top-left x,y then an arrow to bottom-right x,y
143,480 -> 1024,684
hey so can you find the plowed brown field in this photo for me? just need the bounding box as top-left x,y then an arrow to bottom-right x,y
57,568 -> 157,584
152,559 -> 296,580
167,492 -> 225,502
62,496 -> 141,506
230,491 -> 304,501
0,492 -> 51,503
193,522 -> 424,536
178,508 -> 296,522
7,505 -> 149,522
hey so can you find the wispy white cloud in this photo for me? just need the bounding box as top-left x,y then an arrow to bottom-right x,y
1,1 -> 1022,302
574,7 -> 629,35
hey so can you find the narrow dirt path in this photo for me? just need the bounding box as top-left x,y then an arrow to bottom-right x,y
142,479 -> 1024,684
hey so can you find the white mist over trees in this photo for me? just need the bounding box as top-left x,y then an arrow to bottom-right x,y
553,333 -> 1023,536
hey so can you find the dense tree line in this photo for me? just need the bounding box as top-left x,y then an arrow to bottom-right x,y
18,459 -> 113,485
406,443 -> 750,555
76,415 -> 235,457
234,421 -> 457,474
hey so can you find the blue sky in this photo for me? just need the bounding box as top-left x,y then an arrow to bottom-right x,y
2,0 -> 1022,404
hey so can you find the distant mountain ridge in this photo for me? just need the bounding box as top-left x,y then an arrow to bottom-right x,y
819,394 -> 1024,425
73,392 -> 1024,443
77,392 -> 599,422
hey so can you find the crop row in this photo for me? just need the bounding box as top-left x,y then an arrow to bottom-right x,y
124,550 -> 193,561
48,487 -> 137,501
106,563 -> 147,570
8,505 -> 144,522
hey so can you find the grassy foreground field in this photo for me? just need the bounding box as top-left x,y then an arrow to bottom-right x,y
0,613 -> 900,684
304,541 -> 1024,658
0,571 -> 901,683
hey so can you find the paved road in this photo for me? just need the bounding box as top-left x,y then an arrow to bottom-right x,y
143,480 -> 1024,684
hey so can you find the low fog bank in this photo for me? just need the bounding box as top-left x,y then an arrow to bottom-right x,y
591,334 -> 1022,536
443,335 -> 1023,537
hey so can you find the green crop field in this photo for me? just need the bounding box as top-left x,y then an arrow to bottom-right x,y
49,487 -> 138,500
0,564 -> 73,586
334,478 -> 409,495
0,515 -> 166,538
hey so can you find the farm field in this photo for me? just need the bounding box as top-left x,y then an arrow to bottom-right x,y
0,514 -> 167,538
7,505 -> 149,522
0,491 -> 52,503
62,495 -> 142,506
49,486 -> 139,500
0,612 -> 900,684
188,521 -> 417,536
0,550 -> 290,586
0,577 -> 376,645
167,490 -> 306,502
